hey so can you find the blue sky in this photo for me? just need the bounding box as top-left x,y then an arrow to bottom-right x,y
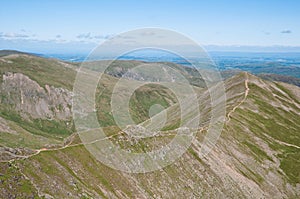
1,0 -> 300,53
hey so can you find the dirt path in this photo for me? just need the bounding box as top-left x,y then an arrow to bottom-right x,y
224,73 -> 300,150
263,133 -> 300,149
2,126 -> 203,163
3,73 -> 251,163
226,72 -> 249,125
0,131 -> 122,162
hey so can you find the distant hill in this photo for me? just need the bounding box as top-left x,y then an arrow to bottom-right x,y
221,69 -> 300,87
258,73 -> 300,87
0,50 -> 35,57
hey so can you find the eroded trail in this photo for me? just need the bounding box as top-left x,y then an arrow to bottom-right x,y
224,73 -> 300,150
2,74 -> 250,163
1,132 -> 119,162
1,127 -> 202,163
226,72 -> 249,125
263,133 -> 300,149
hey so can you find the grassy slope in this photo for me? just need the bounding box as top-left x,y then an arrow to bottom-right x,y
225,72 -> 300,187
0,162 -> 39,199
96,73 -> 179,127
0,53 -> 299,198
0,54 -> 76,90
1,73 -> 299,198
0,54 -> 181,148
223,73 -> 300,185
0,54 -> 77,148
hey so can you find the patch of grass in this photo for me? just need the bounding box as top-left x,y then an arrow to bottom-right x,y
161,120 -> 181,131
278,151 -> 300,184
188,147 -> 203,164
238,166 -> 264,185
0,162 -> 39,198
95,75 -> 179,127
0,55 -> 76,90
0,106 -> 74,139
243,141 -> 273,162
129,84 -> 174,124
245,96 -> 300,146
234,91 -> 300,185
275,82 -> 300,104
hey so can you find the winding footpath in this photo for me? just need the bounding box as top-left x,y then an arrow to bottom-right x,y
226,72 -> 250,125
224,72 -> 300,150
1,128 -> 193,163
263,132 -> 300,149
1,131 -> 121,162
2,74 -> 251,163
3,72 -> 299,163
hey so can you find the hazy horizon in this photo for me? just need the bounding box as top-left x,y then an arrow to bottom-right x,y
1,0 -> 300,54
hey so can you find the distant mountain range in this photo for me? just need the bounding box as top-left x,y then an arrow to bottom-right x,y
35,50 -> 300,87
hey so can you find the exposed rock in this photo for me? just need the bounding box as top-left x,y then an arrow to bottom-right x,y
0,72 -> 72,120
0,116 -> 17,134
0,146 -> 35,162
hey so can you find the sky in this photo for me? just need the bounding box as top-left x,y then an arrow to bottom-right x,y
1,0 -> 300,53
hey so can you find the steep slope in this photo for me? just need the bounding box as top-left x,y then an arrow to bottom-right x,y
1,68 -> 299,198
0,52 -> 181,154
0,53 -> 76,150
225,73 -> 300,185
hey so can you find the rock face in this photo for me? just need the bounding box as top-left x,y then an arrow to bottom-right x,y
0,72 -> 72,120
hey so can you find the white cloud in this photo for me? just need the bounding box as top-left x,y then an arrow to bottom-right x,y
77,32 -> 92,39
0,32 -> 34,39
76,33 -> 112,40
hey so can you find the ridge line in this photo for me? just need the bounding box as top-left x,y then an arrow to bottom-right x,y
226,72 -> 250,125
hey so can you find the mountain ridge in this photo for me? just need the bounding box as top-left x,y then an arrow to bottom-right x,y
0,51 -> 299,198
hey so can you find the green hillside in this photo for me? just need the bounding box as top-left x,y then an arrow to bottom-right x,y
0,52 -> 299,198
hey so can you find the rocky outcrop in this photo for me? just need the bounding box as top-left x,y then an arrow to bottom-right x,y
0,72 -> 72,120
0,146 -> 35,162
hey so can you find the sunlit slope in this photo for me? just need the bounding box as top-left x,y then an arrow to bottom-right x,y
1,72 -> 299,198
0,53 -> 77,149
0,52 -> 183,149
